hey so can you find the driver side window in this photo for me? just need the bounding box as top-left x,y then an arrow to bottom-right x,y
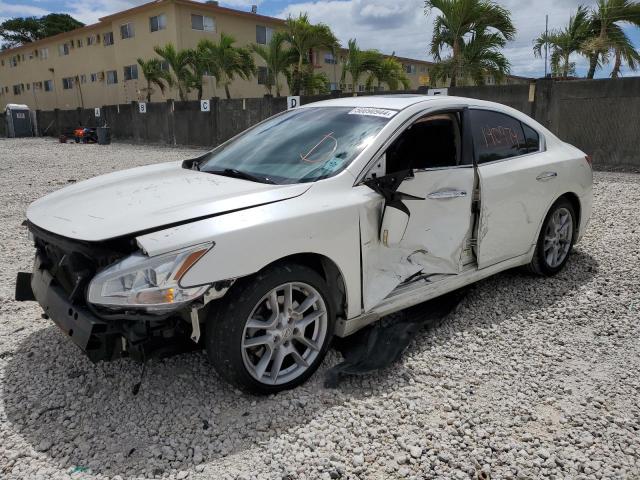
385,112 -> 462,174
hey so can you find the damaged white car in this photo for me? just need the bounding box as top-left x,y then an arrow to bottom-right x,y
17,95 -> 593,393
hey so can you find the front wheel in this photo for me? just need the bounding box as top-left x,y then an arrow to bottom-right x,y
206,264 -> 335,394
527,198 -> 576,276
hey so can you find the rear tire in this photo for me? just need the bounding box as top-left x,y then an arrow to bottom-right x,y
206,264 -> 335,394
527,198 -> 576,276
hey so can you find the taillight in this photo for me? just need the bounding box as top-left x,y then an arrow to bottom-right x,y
585,155 -> 593,168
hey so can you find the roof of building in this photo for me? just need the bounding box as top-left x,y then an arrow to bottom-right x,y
0,0 -> 284,55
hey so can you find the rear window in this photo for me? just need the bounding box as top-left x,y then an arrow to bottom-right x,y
469,110 -> 540,164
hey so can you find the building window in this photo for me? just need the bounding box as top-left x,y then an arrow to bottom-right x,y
120,22 -> 135,39
358,84 -> 365,92
13,85 -> 21,95
62,77 -> 74,89
79,74 -> 87,84
324,52 -> 337,64
150,14 -> 167,32
58,43 -> 70,56
160,61 -> 170,72
103,32 -> 114,46
90,73 -> 98,82
40,48 -> 49,59
257,66 -> 269,85
419,65 -> 428,73
77,38 -> 83,48
255,25 -> 273,45
191,14 -> 215,31
328,82 -> 339,91
87,35 -> 96,45
124,64 -> 138,81
106,70 -> 118,84
404,64 -> 416,74
44,80 -> 54,91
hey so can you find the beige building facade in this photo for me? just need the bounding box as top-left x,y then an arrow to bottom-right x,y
0,0 -> 529,111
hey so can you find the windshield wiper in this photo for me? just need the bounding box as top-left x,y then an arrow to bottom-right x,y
204,168 -> 276,184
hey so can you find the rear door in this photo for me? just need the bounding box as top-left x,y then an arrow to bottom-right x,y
470,108 -> 561,268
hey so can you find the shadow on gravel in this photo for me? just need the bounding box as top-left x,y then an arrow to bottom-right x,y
2,250 -> 598,477
330,249 -> 599,393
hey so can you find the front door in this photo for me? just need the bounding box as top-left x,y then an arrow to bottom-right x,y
360,112 -> 476,311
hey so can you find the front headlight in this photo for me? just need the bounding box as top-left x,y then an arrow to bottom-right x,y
87,243 -> 213,312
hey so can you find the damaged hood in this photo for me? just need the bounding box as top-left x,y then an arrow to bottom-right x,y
27,161 -> 310,241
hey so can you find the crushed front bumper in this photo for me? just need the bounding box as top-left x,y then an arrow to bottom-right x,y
17,258 -> 197,363
29,263 -> 122,362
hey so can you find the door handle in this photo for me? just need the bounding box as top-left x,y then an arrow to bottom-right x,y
536,171 -> 557,181
427,189 -> 467,199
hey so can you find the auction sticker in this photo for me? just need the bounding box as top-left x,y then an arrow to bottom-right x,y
348,107 -> 397,118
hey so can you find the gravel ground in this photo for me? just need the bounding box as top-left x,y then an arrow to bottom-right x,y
1,137 -> 639,480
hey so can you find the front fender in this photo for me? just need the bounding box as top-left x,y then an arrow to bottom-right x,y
135,187 -> 365,318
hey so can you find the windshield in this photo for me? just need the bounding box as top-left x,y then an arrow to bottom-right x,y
198,106 -> 393,184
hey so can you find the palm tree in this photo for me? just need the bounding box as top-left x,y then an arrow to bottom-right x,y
187,43 -> 216,100
137,58 -> 173,102
533,6 -> 592,78
283,13 -> 339,95
251,32 -> 296,96
197,33 -> 255,99
425,0 -> 516,86
584,0 -> 640,78
341,39 -> 383,95
367,56 -> 410,91
153,43 -> 195,101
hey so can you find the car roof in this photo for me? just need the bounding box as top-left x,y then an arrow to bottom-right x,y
299,94 -> 462,111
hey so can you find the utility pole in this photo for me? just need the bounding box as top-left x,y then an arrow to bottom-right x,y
544,14 -> 549,78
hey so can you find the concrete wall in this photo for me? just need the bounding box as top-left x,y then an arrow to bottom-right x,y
7,78 -> 640,170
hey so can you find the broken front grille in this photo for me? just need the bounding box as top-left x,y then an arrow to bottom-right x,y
29,222 -> 136,305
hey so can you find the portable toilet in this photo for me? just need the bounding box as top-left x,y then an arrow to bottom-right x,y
5,104 -> 34,137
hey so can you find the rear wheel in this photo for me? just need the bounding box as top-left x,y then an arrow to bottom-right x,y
206,264 -> 335,394
527,198 -> 576,276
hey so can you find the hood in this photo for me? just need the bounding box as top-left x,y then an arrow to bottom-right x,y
27,161 -> 311,241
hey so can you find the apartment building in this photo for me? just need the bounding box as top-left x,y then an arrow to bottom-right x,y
0,0 -> 528,110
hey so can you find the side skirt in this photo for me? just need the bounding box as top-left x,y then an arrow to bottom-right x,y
335,248 -> 533,337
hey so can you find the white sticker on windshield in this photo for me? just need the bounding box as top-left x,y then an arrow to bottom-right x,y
348,107 -> 397,118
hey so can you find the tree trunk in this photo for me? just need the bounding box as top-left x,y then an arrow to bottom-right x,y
225,84 -> 231,99
147,80 -> 152,103
587,54 -> 598,79
450,37 -> 460,88
563,54 -> 569,78
611,49 -> 621,78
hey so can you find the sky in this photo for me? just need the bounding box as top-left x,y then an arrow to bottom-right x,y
1,0 -> 639,78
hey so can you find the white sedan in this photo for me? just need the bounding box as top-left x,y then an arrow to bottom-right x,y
18,95 -> 593,393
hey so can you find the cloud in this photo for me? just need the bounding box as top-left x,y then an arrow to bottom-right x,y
277,0 -> 637,78
0,1 -> 49,17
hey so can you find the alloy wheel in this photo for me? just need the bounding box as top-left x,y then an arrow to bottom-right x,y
543,207 -> 573,268
241,282 -> 328,385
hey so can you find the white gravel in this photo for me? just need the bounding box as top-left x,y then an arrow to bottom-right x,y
1,137 -> 639,480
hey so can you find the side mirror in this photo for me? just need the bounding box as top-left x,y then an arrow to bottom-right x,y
380,204 -> 409,247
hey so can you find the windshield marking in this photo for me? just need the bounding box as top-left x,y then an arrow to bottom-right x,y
300,132 -> 337,164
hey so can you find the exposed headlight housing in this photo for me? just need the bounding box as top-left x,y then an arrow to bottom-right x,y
87,243 -> 213,312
